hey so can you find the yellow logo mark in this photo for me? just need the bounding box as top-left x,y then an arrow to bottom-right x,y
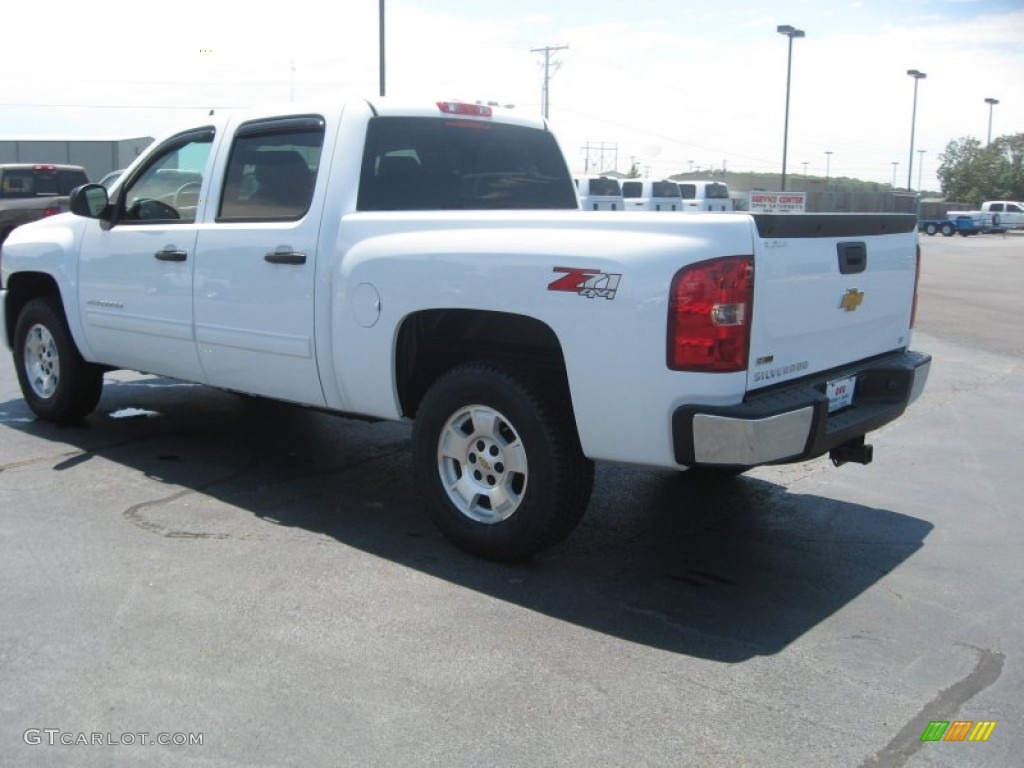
968,721 -> 997,741
839,289 -> 865,312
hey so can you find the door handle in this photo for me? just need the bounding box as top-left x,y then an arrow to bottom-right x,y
155,249 -> 187,262
264,251 -> 306,265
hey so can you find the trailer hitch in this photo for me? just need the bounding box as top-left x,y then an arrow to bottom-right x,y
830,436 -> 874,467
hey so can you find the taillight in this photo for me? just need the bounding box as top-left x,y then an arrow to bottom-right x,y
43,206 -> 60,217
668,256 -> 753,372
910,243 -> 921,328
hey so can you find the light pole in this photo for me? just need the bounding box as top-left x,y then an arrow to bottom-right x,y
379,0 -> 386,97
892,162 -> 899,188
777,24 -> 805,192
802,161 -> 808,176
906,69 -> 926,191
917,149 -> 926,191
825,150 -> 833,184
985,97 -> 999,144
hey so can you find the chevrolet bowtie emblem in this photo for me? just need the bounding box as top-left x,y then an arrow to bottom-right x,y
840,289 -> 865,312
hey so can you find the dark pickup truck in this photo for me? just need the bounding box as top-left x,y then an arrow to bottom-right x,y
0,164 -> 90,246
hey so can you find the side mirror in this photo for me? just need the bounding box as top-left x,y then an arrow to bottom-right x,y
69,184 -> 111,220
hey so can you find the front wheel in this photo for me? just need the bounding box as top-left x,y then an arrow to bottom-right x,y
413,362 -> 594,561
13,297 -> 104,422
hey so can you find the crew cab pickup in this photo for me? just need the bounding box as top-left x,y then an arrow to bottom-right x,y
979,201 -> 1024,230
0,99 -> 931,560
0,164 -> 90,246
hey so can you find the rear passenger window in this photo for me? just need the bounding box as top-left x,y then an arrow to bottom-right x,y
218,116 -> 325,222
357,117 -> 576,211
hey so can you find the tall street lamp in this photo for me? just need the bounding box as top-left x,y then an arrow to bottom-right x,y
777,25 -> 805,192
985,97 -> 999,144
917,149 -> 926,191
379,0 -> 386,96
892,161 -> 899,188
825,150 -> 833,184
906,69 -> 926,191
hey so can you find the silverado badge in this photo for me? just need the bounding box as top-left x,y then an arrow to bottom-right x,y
839,288 -> 865,312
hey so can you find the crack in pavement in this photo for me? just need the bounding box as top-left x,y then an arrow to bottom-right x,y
859,645 -> 1005,768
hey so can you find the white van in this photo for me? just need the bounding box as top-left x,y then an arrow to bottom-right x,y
621,179 -> 682,212
575,176 -> 625,211
677,180 -> 733,211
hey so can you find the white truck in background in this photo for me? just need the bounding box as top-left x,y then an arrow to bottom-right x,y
621,179 -> 683,211
677,180 -> 733,212
575,176 -> 625,211
979,201 -> 1024,229
1,98 -> 930,561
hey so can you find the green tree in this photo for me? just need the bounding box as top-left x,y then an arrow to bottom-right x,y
937,133 -> 1024,204
989,133 -> 1024,199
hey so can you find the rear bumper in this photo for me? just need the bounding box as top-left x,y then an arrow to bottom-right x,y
672,350 -> 931,467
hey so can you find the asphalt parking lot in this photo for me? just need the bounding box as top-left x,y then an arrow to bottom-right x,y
1,231 -> 1022,767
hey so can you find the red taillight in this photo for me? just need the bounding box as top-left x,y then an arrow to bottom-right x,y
668,256 -> 754,372
437,101 -> 493,117
910,243 -> 921,328
32,164 -> 57,171
42,206 -> 60,217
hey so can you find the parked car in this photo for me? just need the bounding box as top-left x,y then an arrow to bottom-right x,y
575,176 -> 625,211
677,180 -> 733,212
1,98 -> 930,560
0,163 -> 89,246
621,179 -> 682,211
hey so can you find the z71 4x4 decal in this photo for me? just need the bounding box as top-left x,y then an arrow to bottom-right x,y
548,267 -> 622,300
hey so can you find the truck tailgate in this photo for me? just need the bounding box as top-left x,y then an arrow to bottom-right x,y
747,215 -> 919,392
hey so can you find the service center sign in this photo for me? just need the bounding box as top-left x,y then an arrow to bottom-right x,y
749,191 -> 807,214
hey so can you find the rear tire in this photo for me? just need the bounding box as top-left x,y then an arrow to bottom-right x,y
413,362 -> 594,561
924,223 -> 937,236
14,297 -> 104,422
940,223 -> 955,237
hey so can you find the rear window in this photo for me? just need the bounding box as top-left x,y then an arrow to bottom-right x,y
678,184 -> 696,199
706,183 -> 730,199
652,181 -> 681,198
357,117 -> 576,210
587,177 -> 621,196
0,167 -> 88,198
621,181 -> 641,198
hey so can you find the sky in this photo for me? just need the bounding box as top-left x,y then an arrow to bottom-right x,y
2,0 -> 1021,191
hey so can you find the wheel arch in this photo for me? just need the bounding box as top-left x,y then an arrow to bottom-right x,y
3,271 -> 62,350
395,309 -> 572,420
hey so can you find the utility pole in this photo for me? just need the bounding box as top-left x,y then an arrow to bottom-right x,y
379,0 -> 386,97
581,141 -> 618,174
531,44 -> 568,119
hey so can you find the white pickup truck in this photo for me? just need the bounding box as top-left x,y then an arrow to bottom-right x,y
980,200 -> 1024,230
0,98 -> 930,560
